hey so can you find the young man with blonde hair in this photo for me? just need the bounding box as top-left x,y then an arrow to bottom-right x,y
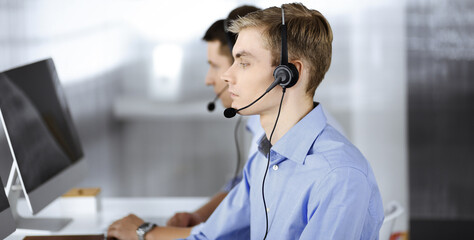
183,3 -> 384,239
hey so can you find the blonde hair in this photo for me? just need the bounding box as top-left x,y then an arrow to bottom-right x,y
229,3 -> 333,95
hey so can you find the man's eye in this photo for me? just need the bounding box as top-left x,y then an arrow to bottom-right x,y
240,62 -> 249,68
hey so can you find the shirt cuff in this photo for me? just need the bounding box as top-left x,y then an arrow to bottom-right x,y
191,222 -> 205,235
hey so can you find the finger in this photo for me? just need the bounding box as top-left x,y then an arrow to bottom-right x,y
110,218 -> 123,228
107,223 -> 116,233
177,213 -> 185,222
107,228 -> 116,239
177,214 -> 190,227
166,216 -> 176,226
108,226 -> 123,240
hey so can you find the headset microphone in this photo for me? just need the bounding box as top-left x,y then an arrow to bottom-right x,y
223,107 -> 238,118
223,75 -> 287,118
207,85 -> 228,112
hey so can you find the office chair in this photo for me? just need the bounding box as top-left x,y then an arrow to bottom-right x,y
379,201 -> 404,240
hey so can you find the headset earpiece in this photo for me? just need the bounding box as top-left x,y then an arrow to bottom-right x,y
273,63 -> 299,89
273,6 -> 299,90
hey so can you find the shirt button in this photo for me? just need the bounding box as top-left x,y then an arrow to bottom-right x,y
266,207 -> 270,212
272,164 -> 279,171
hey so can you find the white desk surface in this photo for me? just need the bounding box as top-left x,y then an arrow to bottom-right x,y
6,197 -> 209,240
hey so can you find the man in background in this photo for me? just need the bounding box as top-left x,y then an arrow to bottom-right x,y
107,5 -> 262,240
165,5 -> 261,229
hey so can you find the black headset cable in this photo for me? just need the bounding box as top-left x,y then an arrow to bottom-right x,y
262,87 -> 286,240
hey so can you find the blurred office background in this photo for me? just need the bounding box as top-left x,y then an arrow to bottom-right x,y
0,0 -> 473,238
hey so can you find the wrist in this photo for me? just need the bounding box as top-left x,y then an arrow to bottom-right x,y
145,225 -> 158,240
191,212 -> 204,223
137,222 -> 157,240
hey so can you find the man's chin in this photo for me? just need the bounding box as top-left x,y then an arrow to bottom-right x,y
220,98 -> 232,109
231,103 -> 239,110
232,106 -> 254,116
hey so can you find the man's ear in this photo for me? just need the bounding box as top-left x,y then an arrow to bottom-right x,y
291,60 -> 304,81
288,60 -> 312,94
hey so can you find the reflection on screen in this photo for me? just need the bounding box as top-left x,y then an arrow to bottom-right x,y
0,59 -> 83,194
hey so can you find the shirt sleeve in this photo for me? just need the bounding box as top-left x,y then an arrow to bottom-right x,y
220,174 -> 243,192
299,167 -> 373,240
179,153 -> 256,240
190,223 -> 205,235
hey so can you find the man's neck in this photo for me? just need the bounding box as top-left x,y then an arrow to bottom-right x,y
260,96 -> 314,145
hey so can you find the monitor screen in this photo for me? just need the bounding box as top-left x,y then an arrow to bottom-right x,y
0,187 -> 8,211
0,58 -> 85,215
0,176 -> 15,238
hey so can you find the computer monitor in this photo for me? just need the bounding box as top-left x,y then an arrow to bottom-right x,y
0,176 -> 15,239
0,58 -> 86,230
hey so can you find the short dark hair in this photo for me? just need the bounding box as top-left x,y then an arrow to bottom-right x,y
202,19 -> 231,58
225,5 -> 261,50
202,5 -> 261,60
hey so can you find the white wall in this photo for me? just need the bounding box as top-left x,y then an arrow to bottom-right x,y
349,1 -> 408,232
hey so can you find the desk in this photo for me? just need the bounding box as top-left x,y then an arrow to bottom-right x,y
7,197 -> 209,240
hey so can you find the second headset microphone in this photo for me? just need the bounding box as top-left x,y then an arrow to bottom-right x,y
207,85 -> 229,112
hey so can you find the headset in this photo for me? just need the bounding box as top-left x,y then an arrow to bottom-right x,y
207,85 -> 228,112
262,7 -> 297,240
272,6 -> 299,90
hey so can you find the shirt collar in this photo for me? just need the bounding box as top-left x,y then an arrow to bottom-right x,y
257,102 -> 327,165
258,134 -> 272,157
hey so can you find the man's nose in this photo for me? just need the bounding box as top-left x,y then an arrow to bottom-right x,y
205,72 -> 214,86
221,65 -> 234,84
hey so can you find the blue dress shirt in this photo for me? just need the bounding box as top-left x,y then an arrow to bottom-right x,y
186,104 -> 384,239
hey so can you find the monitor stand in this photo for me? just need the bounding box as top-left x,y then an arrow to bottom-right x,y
5,165 -> 72,232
